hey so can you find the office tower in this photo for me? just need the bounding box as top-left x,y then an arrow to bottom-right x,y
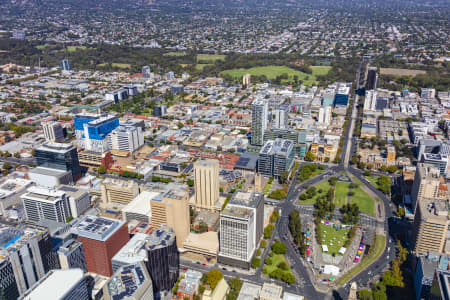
165,71 -> 175,80
35,142 -> 82,181
124,84 -> 139,96
258,139 -> 294,179
318,106 -> 332,125
154,105 -> 167,117
42,121 -> 64,142
61,59 -> 71,72
364,90 -> 377,111
375,97 -> 389,111
413,198 -> 448,255
421,88 -> 436,99
111,233 -> 149,273
251,99 -> 268,146
59,185 -> 90,218
150,184 -> 190,248
334,84 -> 350,107
411,163 -> 441,214
218,190 -> 264,269
194,159 -> 219,211
142,66 -> 151,79
387,146 -> 396,163
57,239 -> 87,272
422,153 -> 449,176
366,67 -> 378,90
322,88 -> 335,107
22,186 -> 72,223
260,283 -> 283,300
144,225 -> 179,294
12,30 -> 25,40
417,139 -> 442,161
103,262 -> 153,300
71,216 -> 129,277
101,178 -> 140,206
0,224 -> 55,297
20,268 -> 89,300
108,125 -> 144,153
272,103 -> 289,129
74,113 -> 119,153
243,74 -> 251,86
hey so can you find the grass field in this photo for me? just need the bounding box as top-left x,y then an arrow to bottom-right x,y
263,254 -> 293,275
36,44 -> 49,50
299,180 -> 332,204
351,186 -> 374,215
380,68 -> 426,77
336,235 -> 386,285
220,65 -> 331,86
197,54 -> 226,62
195,64 -> 213,70
66,46 -> 86,52
319,224 -> 349,256
164,51 -> 187,56
97,63 -> 131,69
335,182 -> 350,207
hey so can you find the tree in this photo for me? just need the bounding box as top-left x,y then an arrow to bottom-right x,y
282,272 -> 295,284
271,241 -> 287,254
279,170 -> 289,184
251,257 -> 261,269
260,240 -> 267,248
270,210 -> 280,223
278,261 -> 289,270
197,221 -> 209,233
270,269 -> 284,279
206,270 -> 223,290
304,151 -> 315,161
98,165 -> 107,174
177,122 -> 184,129
397,207 -> 405,217
358,289 -> 373,300
265,257 -> 272,265
13,152 -> 20,158
377,176 -> 391,194
187,178 -> 194,187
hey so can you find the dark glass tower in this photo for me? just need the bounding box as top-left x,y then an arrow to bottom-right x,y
35,142 -> 82,181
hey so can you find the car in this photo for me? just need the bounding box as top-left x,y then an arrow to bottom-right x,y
232,270 -> 236,273
183,267 -> 187,271
368,271 -> 372,275
202,263 -> 206,266
222,268 -> 227,271
196,262 -> 200,265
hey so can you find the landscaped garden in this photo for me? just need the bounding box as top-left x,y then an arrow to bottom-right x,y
317,223 -> 349,255
262,241 -> 295,283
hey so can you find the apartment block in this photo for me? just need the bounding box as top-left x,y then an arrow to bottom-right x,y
101,178 -> 140,206
194,159 -> 220,211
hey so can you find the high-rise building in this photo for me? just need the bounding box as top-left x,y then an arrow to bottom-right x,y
364,90 -> 377,112
243,74 -> 251,86
194,159 -> 219,211
103,262 -> 153,300
105,89 -> 129,103
251,99 -> 268,146
21,186 -> 72,223
421,88 -> 436,99
71,216 -> 129,277
111,233 -> 149,273
61,59 -> 71,72
258,139 -> 294,179
142,66 -> 151,79
108,125 -> 144,153
42,121 -> 64,142
57,239 -> 87,272
35,142 -> 82,181
413,198 -> 448,255
59,185 -> 90,219
144,225 -> 179,294
334,85 -> 350,107
154,105 -> 167,117
411,163 -> 441,214
318,106 -> 332,125
218,190 -> 264,269
272,103 -> 289,129
387,146 -> 396,163
322,88 -> 336,107
0,224 -> 55,297
422,153 -> 449,176
20,268 -> 89,300
74,113 -> 119,153
150,184 -> 190,248
366,67 -> 378,90
101,178 -> 140,206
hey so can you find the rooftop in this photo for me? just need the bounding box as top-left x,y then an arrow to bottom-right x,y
71,215 -> 125,241
229,190 -> 263,209
111,233 -> 149,265
260,283 -> 283,300
145,225 -> 176,251
21,186 -> 66,203
36,142 -> 75,153
122,191 -> 159,215
107,262 -> 150,300
260,138 -> 293,156
221,205 -> 253,220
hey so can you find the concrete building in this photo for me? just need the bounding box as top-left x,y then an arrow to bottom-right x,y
108,125 -> 144,153
0,178 -> 33,217
236,282 -> 261,300
20,268 -> 88,300
71,216 -> 129,276
101,178 -> 140,206
28,167 -> 73,188
421,88 -> 436,99
42,121 -> 64,142
258,139 -> 294,179
111,233 -> 149,273
103,262 -> 153,300
363,90 -> 377,112
411,163 -> 441,214
413,198 -> 449,255
150,184 -> 190,248
35,142 -> 82,181
74,113 -> 119,153
61,59 -> 71,72
322,88 -> 335,107
251,99 -> 268,146
202,278 -> 229,300
59,185 -> 90,218
0,224 -> 55,297
318,106 -> 332,125
142,66 -> 151,79
366,67 -> 378,91
260,283 -> 283,300
144,225 -> 179,294
77,150 -> 113,169
242,74 -> 251,86
422,153 -> 449,176
176,270 -> 202,300
122,191 -> 158,223
218,190 -> 264,269
57,238 -> 87,272
194,159 -> 220,211
272,103 -> 289,129
22,186 -> 72,223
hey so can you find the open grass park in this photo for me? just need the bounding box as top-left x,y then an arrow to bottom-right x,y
299,179 -> 375,215
97,63 -> 131,69
164,51 -> 187,57
220,65 -> 331,86
319,223 -> 349,256
197,54 -> 226,62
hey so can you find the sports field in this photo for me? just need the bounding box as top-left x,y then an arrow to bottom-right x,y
97,63 -> 131,69
164,51 -> 187,56
197,54 -> 226,62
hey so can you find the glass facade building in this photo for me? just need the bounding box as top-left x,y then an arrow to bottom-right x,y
35,142 -> 81,181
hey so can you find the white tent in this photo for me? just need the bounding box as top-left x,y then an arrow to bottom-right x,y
338,247 -> 346,255
323,265 -> 340,276
322,245 -> 328,252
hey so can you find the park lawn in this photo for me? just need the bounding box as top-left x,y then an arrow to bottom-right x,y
365,176 -> 379,187
220,66 -> 319,85
319,224 -> 349,256
97,63 -> 131,69
263,254 -> 292,274
197,54 -> 226,62
264,181 -> 273,196
336,235 -> 386,285
164,51 -> 187,56
311,66 -> 332,76
67,46 -> 86,52
350,186 -> 374,215
335,182 -> 350,207
36,44 -> 49,50
195,64 -> 213,70
299,180 -> 331,204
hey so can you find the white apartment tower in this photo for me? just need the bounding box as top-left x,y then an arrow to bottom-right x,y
42,121 -> 64,142
364,90 -> 377,111
251,99 -> 268,146
108,125 -> 144,153
194,159 -> 220,211
318,106 -> 332,125
411,163 -> 441,214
